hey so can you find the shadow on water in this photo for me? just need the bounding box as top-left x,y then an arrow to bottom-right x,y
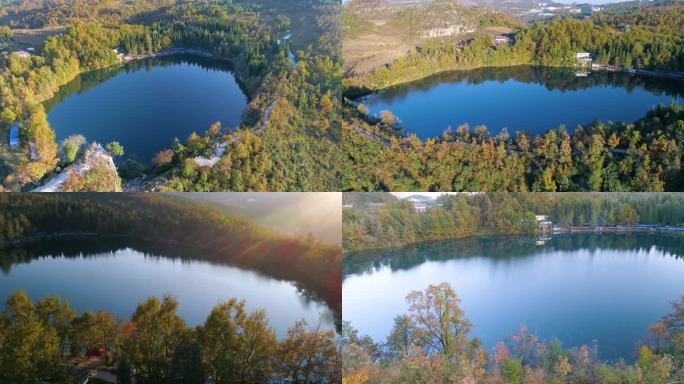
43,54 -> 249,113
343,233 -> 684,278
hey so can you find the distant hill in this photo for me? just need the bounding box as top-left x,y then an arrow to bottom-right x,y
342,192 -> 398,208
342,0 -> 521,75
176,193 -> 342,246
401,194 -> 435,202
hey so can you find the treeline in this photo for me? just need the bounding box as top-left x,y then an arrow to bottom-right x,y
343,233 -> 684,277
342,282 -> 684,384
345,1 -> 684,91
342,192 -> 684,252
343,103 -> 684,192
0,290 -> 340,384
0,194 -> 342,313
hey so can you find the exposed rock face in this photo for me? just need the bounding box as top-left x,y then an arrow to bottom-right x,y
33,143 -> 121,192
421,24 -> 475,38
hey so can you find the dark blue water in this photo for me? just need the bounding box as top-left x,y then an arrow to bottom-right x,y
0,237 -> 333,337
342,234 -> 684,361
44,55 -> 247,162
358,66 -> 684,138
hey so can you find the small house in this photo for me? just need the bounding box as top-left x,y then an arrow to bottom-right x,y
12,50 -> 32,58
535,215 -> 552,231
85,347 -> 105,358
493,35 -> 510,45
414,204 -> 428,213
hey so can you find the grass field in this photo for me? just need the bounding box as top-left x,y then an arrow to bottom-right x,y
7,26 -> 65,52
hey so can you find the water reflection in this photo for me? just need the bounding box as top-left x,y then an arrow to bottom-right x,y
343,233 -> 684,361
0,236 -> 336,336
358,66 -> 684,138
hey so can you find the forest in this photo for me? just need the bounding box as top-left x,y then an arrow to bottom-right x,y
0,290 -> 340,384
0,193 -> 342,314
342,103 -> 684,192
342,192 -> 684,252
342,282 -> 684,384
0,0 -> 342,192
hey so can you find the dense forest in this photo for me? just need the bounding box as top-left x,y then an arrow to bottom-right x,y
0,290 -> 340,384
343,103 -> 684,192
342,192 -> 684,252
342,282 -> 684,384
0,0 -> 342,192
0,193 -> 342,313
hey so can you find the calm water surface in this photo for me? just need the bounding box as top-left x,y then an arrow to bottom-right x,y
0,237 -> 333,337
44,55 -> 248,161
358,66 -> 684,138
342,234 -> 684,361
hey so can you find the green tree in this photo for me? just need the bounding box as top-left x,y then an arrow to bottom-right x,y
121,295 -> 186,383
201,299 -> 277,384
105,141 -> 125,157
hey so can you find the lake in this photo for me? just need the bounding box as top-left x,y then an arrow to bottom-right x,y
44,55 -> 248,162
342,233 -> 684,361
357,66 -> 684,138
0,236 -> 334,337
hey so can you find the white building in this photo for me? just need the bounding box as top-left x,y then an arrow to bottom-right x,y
576,52 -> 592,66
414,204 -> 428,213
493,35 -> 510,45
12,50 -> 32,58
536,215 -> 552,230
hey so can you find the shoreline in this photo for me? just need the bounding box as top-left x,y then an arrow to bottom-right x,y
343,226 -> 684,254
0,232 -> 183,247
0,231 -> 339,316
344,63 -> 684,98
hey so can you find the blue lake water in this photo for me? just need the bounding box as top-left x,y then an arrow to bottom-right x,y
358,66 -> 684,138
342,233 -> 684,361
0,237 -> 334,337
44,55 -> 248,162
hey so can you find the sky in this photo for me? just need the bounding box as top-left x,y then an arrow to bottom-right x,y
178,193 -> 342,245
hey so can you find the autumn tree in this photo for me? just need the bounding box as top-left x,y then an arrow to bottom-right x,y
405,282 -> 472,356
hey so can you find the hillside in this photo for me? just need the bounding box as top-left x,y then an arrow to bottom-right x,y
342,0 -> 521,77
177,192 -> 342,245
